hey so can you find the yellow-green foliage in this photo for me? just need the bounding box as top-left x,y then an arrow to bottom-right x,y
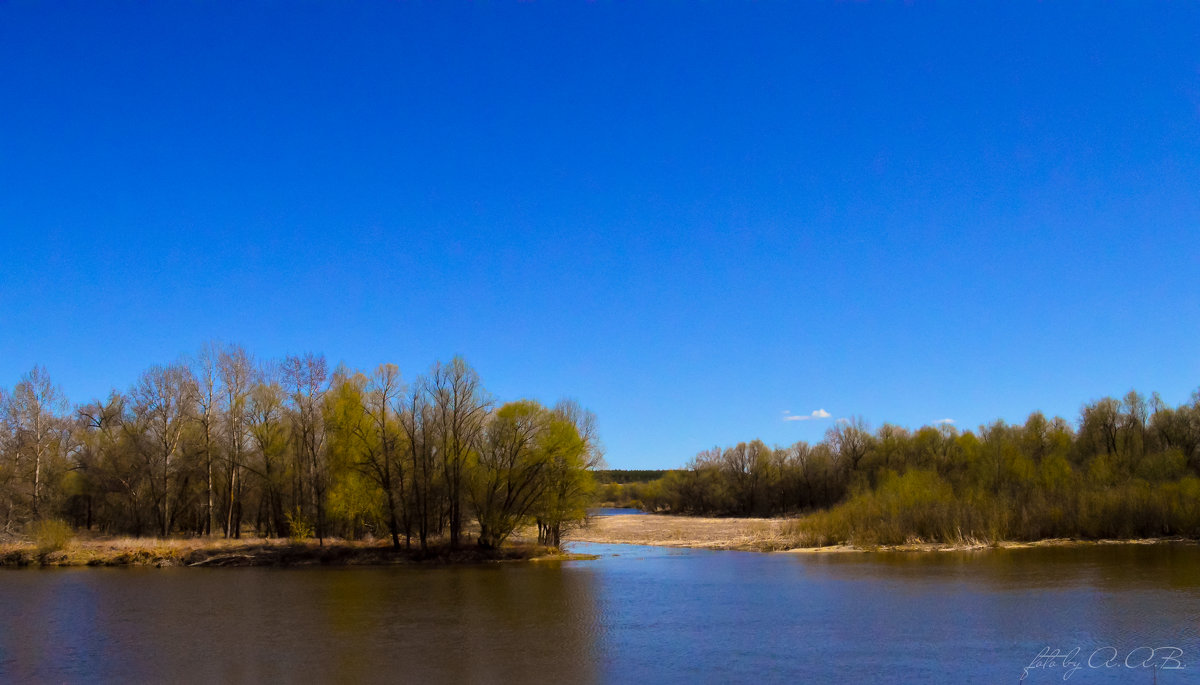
286,509 -> 314,543
328,469 -> 383,536
31,519 -> 74,555
790,469 -> 964,546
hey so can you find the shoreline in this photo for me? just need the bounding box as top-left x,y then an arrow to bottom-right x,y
0,536 -> 596,568
567,514 -> 1198,554
6,516 -> 1189,567
779,537 -> 1197,554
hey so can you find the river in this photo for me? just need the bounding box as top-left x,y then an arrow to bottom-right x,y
2,542 -> 1198,683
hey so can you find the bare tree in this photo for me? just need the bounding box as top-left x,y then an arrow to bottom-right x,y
283,353 -> 329,544
398,378 -> 437,552
827,416 -> 872,474
76,391 -> 129,531
130,363 -> 196,536
247,365 -> 288,537
219,344 -> 253,538
428,357 -> 490,548
192,342 -> 223,535
0,387 -> 16,532
10,366 -> 68,520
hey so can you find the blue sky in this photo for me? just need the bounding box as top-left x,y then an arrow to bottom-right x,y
1,2 -> 1198,468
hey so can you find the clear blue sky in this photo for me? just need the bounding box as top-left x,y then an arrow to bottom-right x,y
1,2 -> 1197,469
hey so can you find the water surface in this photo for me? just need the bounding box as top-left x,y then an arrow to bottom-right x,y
1,543 -> 1197,683
587,507 -> 648,516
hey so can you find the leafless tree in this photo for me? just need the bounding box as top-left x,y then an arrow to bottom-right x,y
427,357 -> 490,548
247,364 -> 288,536
283,353 -> 329,543
10,366 -> 68,520
398,378 -> 437,552
130,362 -> 196,536
219,344 -> 253,538
192,342 -> 223,535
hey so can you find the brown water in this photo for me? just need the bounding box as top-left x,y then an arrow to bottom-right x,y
2,543 -> 1199,683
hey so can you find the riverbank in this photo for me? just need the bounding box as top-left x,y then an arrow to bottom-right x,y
566,514 -> 1197,553
568,514 -> 794,550
0,536 -> 595,568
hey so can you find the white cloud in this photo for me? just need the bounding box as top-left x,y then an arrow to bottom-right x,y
783,408 -> 832,422
836,417 -> 850,424
933,418 -> 955,425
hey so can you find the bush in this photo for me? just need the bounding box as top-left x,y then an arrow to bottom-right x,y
31,519 -> 74,555
286,509 -> 314,543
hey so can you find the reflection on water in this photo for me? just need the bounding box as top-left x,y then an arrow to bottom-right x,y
2,544 -> 1199,683
0,565 -> 601,684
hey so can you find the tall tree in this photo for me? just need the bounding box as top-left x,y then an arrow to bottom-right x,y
10,366 -> 68,520
219,344 -> 253,538
0,386 -> 16,531
428,357 -> 489,548
471,401 -> 574,549
130,363 -> 195,536
398,378 -> 437,552
246,367 -> 289,537
827,416 -> 872,474
192,342 -> 223,535
360,364 -> 406,549
283,353 -> 329,544
533,399 -> 602,547
75,392 -> 129,531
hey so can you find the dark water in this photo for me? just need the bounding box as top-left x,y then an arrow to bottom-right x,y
2,544 -> 1199,684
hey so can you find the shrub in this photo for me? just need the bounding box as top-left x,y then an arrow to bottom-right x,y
286,509 -> 314,544
31,519 -> 74,555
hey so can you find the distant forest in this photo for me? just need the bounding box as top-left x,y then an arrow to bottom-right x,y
0,347 -> 600,550
603,390 -> 1200,545
595,470 -> 668,484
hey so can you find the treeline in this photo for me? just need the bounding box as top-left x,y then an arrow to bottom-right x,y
637,390 -> 1200,544
0,347 -> 601,551
595,469 -> 668,484
595,470 -> 673,509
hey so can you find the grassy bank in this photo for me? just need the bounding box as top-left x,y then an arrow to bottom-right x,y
566,514 -> 1198,553
0,535 -> 592,568
567,514 -> 794,551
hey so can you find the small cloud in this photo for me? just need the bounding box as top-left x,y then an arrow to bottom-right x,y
933,418 -> 955,425
836,417 -> 850,424
783,408 -> 832,422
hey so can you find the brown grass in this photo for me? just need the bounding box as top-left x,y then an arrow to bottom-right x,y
566,514 -> 795,551
565,515 -> 1199,554
0,534 -> 578,568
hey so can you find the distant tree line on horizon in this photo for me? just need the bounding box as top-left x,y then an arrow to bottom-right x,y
607,390 -> 1200,544
0,347 -> 601,551
594,469 -> 668,485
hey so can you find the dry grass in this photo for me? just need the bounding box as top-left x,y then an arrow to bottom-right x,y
0,533 -> 570,568
565,515 -> 1199,554
566,514 -> 795,551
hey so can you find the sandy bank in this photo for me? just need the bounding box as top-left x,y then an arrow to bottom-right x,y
567,514 -> 1197,554
567,514 -> 794,551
